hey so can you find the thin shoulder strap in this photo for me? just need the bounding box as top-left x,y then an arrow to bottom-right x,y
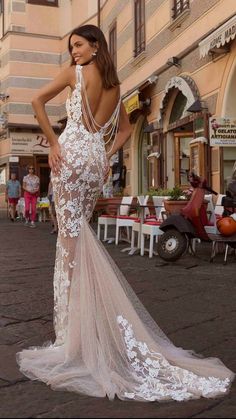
75,64 -> 82,86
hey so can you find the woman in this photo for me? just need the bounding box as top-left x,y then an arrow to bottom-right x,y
23,165 -> 40,228
17,24 -> 234,401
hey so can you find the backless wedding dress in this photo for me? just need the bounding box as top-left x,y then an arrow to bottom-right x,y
17,65 -> 234,402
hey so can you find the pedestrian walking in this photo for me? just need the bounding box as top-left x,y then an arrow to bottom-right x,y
17,24 -> 234,402
5,172 -> 21,221
23,166 -> 40,228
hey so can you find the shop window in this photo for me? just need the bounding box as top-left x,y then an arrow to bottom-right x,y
174,134 -> 192,186
27,0 -> 58,6
169,92 -> 187,123
109,22 -> 117,68
134,0 -> 145,57
172,0 -> 189,20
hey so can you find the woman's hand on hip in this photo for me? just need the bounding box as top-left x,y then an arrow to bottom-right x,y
49,142 -> 62,174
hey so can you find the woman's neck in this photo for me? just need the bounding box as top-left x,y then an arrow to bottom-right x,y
81,58 -> 95,66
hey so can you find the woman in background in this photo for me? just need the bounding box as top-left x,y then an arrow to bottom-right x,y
23,166 -> 40,228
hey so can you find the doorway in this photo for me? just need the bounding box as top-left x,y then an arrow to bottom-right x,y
174,133 -> 193,187
35,156 -> 50,197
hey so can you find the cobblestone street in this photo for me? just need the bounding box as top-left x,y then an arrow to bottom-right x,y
0,218 -> 236,418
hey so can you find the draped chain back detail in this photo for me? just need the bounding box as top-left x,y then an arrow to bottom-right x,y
16,65 -> 234,402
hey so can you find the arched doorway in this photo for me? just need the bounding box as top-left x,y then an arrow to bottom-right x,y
131,115 -> 151,195
164,90 -> 194,189
138,128 -> 149,194
159,76 -> 207,189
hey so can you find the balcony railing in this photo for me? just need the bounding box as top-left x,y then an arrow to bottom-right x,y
172,0 -> 190,20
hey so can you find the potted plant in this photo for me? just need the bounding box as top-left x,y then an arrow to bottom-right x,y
147,187 -> 172,197
163,185 -> 190,215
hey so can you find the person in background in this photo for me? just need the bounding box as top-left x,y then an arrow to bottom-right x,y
23,166 -> 40,228
5,172 -> 21,221
47,177 -> 58,234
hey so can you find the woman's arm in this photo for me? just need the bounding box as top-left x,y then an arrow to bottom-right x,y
31,66 -> 75,172
106,103 -> 132,160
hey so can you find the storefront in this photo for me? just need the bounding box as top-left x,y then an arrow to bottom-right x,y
0,131 -> 50,211
156,76 -> 209,190
199,14 -> 236,193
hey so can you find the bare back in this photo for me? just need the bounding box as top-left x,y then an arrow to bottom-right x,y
70,64 -> 120,131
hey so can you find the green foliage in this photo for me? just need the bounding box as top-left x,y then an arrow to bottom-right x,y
147,187 -> 172,197
168,185 -> 184,200
168,185 -> 193,201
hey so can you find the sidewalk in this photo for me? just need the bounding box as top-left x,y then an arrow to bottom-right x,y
0,218 -> 235,418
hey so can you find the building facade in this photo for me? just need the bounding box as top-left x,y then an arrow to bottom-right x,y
0,0 -> 236,210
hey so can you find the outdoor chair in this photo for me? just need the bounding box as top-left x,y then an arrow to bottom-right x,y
115,196 -> 139,245
97,196 -> 133,242
130,196 -> 167,258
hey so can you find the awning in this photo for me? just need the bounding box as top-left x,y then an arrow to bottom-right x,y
199,15 -> 236,58
123,90 -> 140,114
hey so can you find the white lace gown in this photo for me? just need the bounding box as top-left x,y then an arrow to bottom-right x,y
17,65 -> 234,402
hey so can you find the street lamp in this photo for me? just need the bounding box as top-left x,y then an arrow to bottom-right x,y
0,93 -> 9,102
147,152 -> 161,160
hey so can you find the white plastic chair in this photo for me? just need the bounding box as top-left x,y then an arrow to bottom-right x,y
115,196 -> 137,245
140,203 -> 165,258
152,196 -> 169,220
130,195 -> 150,251
97,196 -> 133,242
214,194 -> 225,218
130,196 -> 167,258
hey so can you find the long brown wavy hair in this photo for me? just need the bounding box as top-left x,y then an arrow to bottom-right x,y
68,24 -> 120,89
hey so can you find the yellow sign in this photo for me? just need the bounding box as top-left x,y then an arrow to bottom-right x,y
123,93 -> 140,114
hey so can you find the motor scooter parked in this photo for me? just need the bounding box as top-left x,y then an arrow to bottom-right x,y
156,173 -> 218,262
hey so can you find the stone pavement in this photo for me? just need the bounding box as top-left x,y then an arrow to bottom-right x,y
0,218 -> 236,418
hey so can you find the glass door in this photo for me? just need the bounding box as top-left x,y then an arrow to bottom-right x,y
174,133 -> 193,187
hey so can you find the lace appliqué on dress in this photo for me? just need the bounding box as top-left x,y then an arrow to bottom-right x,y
117,315 -> 230,401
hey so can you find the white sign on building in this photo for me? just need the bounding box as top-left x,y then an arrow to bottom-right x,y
11,133 -> 50,155
209,117 -> 236,146
199,15 -> 236,58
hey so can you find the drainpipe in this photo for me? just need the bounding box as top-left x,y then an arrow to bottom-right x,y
97,0 -> 101,28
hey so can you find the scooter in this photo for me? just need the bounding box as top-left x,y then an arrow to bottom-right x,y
156,173 -> 218,262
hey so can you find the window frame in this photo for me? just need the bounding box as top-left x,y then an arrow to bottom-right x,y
109,22 -> 117,69
27,0 -> 58,7
134,0 -> 146,58
172,0 -> 190,20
